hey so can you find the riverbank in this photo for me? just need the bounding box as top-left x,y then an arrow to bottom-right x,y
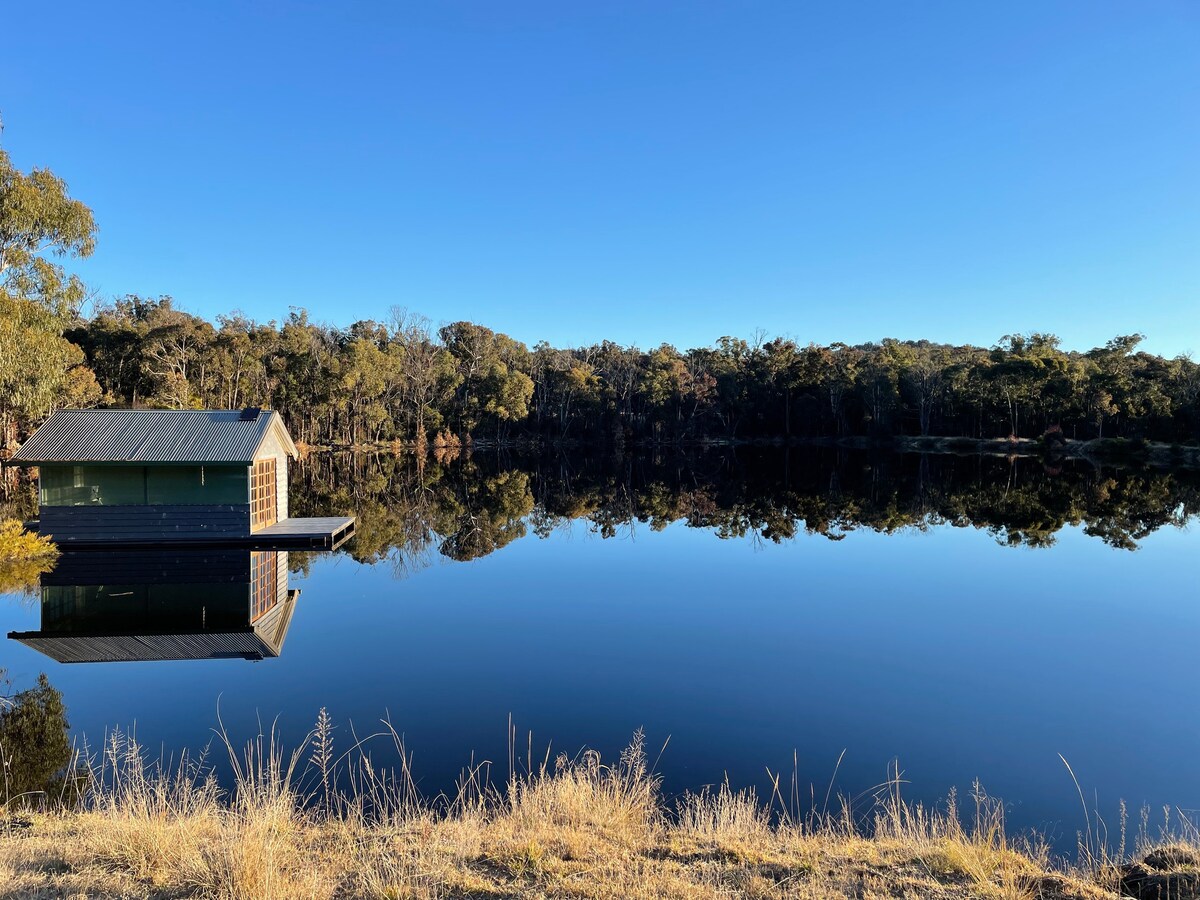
1,735 -> 1195,899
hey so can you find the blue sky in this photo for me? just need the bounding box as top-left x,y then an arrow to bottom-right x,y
2,2 -> 1197,355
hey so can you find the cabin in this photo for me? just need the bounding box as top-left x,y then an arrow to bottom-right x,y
9,549 -> 299,663
11,408 -> 353,548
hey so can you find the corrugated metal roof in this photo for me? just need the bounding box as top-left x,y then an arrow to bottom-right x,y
11,409 -> 295,464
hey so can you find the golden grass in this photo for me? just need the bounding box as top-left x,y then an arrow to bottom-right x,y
0,723 -> 1186,899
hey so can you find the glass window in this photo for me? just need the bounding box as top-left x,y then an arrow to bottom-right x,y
39,465 -> 145,506
145,466 -> 202,504
39,465 -> 248,506
199,466 -> 249,505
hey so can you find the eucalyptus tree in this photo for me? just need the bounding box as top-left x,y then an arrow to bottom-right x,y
639,344 -> 691,437
439,321 -> 534,437
705,336 -> 754,437
211,313 -> 272,410
66,298 -> 152,405
593,340 -> 641,431
761,338 -> 803,436
138,300 -> 216,409
1084,335 -> 1149,438
856,340 -> 903,435
0,147 -> 100,444
0,295 -> 100,444
895,341 -> 951,436
1168,354 -> 1200,441
391,312 -> 460,444
272,310 -> 339,446
334,321 -> 405,445
0,148 -> 96,316
531,344 -> 604,439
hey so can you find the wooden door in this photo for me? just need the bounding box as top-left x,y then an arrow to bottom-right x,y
251,458 -> 277,530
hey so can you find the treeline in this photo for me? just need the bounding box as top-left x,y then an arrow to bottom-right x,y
37,298 -> 1200,449
286,449 -> 1200,568
3,145 -> 1200,449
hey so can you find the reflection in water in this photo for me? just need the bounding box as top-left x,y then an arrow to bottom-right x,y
0,448 -> 1197,834
287,449 -> 1200,570
0,673 -> 72,807
9,550 -> 298,663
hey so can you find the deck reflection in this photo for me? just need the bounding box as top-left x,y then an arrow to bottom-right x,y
8,550 -> 298,663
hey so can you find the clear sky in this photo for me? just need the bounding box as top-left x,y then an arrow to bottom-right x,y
2,2 -> 1197,355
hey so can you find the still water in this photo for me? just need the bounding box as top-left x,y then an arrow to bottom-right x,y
2,449 -> 1198,841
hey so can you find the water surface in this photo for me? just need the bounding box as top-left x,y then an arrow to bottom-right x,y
2,449 -> 1197,842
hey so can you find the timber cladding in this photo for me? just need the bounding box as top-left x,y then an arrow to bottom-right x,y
38,505 -> 252,542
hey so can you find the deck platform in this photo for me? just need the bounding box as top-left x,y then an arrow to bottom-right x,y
29,516 -> 356,551
252,517 -> 356,550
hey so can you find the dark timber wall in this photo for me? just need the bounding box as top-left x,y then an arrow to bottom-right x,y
39,504 -> 252,543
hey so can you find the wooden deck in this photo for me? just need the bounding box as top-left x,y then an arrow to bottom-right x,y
252,517 -> 356,550
28,516 -> 355,550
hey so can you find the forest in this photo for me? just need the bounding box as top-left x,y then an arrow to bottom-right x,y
3,147 -> 1200,451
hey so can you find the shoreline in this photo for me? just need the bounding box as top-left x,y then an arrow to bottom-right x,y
305,434 -> 1200,470
0,734 -> 1194,900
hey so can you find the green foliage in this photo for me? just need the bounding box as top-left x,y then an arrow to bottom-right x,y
0,148 -> 96,317
15,299 -> 1200,450
0,147 -> 101,445
439,321 -> 534,434
0,294 -> 99,441
0,672 -> 73,808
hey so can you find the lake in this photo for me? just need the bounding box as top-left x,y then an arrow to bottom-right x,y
2,448 -> 1198,844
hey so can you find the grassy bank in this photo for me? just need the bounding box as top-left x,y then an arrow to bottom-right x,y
1,728 -> 1196,899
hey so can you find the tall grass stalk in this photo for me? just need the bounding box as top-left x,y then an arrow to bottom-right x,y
4,712 -> 1194,899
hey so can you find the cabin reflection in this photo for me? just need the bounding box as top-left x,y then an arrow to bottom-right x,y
8,550 -> 298,663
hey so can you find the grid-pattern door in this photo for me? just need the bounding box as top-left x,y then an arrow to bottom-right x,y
251,458 -> 277,530
250,551 -> 280,623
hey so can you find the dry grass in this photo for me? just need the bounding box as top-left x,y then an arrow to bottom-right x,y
0,722 -> 1187,899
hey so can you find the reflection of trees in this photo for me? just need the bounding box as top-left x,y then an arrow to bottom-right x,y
438,471 -> 533,561
287,450 -> 1200,569
0,672 -> 72,808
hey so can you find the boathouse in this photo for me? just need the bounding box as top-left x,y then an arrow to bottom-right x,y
11,408 -> 353,548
